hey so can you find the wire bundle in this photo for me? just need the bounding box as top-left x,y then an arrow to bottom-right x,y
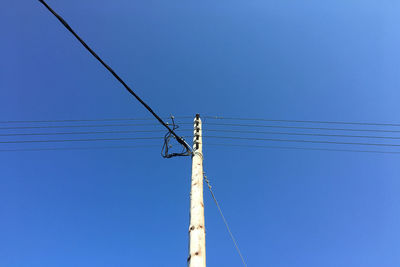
1,115 -> 400,154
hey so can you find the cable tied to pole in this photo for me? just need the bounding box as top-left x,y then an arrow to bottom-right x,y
203,172 -> 248,267
161,116 -> 192,158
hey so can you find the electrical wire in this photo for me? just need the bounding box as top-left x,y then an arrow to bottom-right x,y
206,143 -> 400,154
203,173 -> 247,267
1,143 -> 399,154
0,144 -> 160,152
0,116 -> 193,124
202,122 -> 400,133
0,123 -> 192,130
204,116 -> 400,127
202,129 -> 400,140
161,116 -> 191,158
0,137 -> 163,144
202,135 -> 400,147
0,129 -> 191,137
37,0 -> 191,154
2,128 -> 399,140
3,128 -> 399,140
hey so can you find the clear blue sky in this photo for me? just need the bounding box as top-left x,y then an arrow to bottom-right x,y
1,0 -> 400,266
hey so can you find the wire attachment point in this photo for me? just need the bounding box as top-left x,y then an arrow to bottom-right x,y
161,116 -> 192,158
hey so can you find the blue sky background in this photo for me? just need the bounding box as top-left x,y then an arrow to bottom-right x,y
1,0 -> 400,266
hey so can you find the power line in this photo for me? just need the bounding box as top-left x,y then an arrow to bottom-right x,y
0,123 -> 192,130
0,129 -> 191,137
202,122 -> 400,133
0,144 -> 160,152
204,116 -> 400,127
202,129 -> 400,140
203,173 -> 247,267
202,135 -> 400,147
2,143 -> 399,154
0,136 -> 163,144
207,143 -> 400,154
0,116 -> 193,124
7,135 -> 400,146
37,0 -> 191,154
3,128 -> 399,140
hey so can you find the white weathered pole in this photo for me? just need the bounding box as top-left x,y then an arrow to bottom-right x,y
188,114 -> 206,267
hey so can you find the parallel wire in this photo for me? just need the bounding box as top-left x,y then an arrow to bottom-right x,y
1,143 -> 399,154
0,137 -> 163,144
202,122 -> 400,133
2,129 -> 400,140
204,116 -> 400,127
0,129 -> 191,137
0,117 -> 193,124
3,116 -> 400,127
203,174 -> 247,267
2,135 -> 400,146
0,123 -> 192,130
37,0 -> 191,153
207,143 -> 400,154
202,136 -> 400,147
203,129 -> 400,140
0,144 -> 159,152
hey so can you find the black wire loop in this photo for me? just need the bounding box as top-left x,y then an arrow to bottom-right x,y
161,116 -> 191,158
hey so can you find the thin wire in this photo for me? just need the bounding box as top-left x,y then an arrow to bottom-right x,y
2,143 -> 399,154
202,122 -> 400,133
0,123 -> 192,130
207,143 -> 400,154
0,129 -> 191,137
0,137 -> 163,144
202,129 -> 400,140
202,135 -> 400,147
0,144 -> 160,152
1,128 -> 398,140
37,0 -> 191,153
204,116 -> 400,127
203,174 -> 247,267
0,116 -> 193,124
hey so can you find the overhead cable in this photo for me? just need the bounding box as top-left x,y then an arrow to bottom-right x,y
204,116 -> 400,127
202,122 -> 400,133
0,116 -> 193,124
37,0 -> 191,155
202,135 -> 400,147
0,123 -> 192,130
202,129 -> 400,140
0,136 -> 163,144
0,144 -> 159,152
0,129 -> 191,137
207,143 -> 400,154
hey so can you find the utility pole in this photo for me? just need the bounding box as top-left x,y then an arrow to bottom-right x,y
188,114 -> 206,267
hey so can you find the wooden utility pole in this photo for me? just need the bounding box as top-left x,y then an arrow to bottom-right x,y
188,114 -> 206,267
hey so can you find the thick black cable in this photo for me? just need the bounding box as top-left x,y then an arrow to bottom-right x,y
0,123 -> 192,130
206,143 -> 400,154
204,116 -> 400,127
202,122 -> 400,133
202,136 -> 400,147
37,0 -> 191,153
0,137 -> 162,144
161,116 -> 191,158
